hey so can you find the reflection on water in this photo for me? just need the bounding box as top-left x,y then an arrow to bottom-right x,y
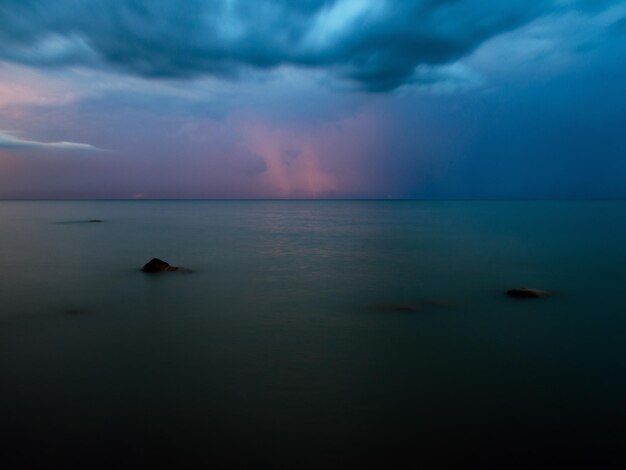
1,200 -> 626,467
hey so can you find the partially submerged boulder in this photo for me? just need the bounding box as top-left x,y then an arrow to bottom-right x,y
506,287 -> 550,299
88,219 -> 103,223
142,258 -> 190,273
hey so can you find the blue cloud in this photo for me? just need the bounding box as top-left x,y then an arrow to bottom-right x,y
1,0 -> 622,91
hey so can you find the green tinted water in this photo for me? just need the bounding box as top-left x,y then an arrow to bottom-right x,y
1,200 -> 625,467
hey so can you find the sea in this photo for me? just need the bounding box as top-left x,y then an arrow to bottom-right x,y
1,200 -> 625,468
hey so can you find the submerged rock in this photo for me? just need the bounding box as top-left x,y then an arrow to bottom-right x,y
142,258 -> 191,273
506,287 -> 550,299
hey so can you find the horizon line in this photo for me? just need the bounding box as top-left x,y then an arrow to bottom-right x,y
1,197 -> 625,202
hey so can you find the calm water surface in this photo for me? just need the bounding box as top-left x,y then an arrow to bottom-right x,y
1,200 -> 625,468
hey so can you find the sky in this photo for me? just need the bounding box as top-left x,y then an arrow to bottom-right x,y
0,0 -> 625,199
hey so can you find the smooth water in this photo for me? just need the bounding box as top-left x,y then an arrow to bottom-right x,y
1,200 -> 625,468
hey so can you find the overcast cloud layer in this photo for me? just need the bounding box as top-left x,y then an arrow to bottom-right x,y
0,0 -> 619,90
0,0 -> 625,198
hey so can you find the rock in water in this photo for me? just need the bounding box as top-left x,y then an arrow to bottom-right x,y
142,258 -> 189,273
506,287 -> 550,299
88,219 -> 103,223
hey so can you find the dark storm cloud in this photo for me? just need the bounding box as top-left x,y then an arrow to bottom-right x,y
0,0 -> 618,91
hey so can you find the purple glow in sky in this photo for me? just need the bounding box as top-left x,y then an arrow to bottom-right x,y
1,0 -> 625,198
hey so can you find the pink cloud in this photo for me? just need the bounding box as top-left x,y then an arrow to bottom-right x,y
240,122 -> 336,197
0,64 -> 78,109
231,109 -> 389,197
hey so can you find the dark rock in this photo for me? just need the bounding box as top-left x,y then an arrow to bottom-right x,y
88,219 -> 103,223
141,258 -> 190,273
506,287 -> 550,299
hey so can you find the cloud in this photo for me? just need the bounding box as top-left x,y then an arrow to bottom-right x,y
464,0 -> 626,82
0,130 -> 102,151
0,63 -> 80,107
0,0 -> 621,91
612,16 -> 626,33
